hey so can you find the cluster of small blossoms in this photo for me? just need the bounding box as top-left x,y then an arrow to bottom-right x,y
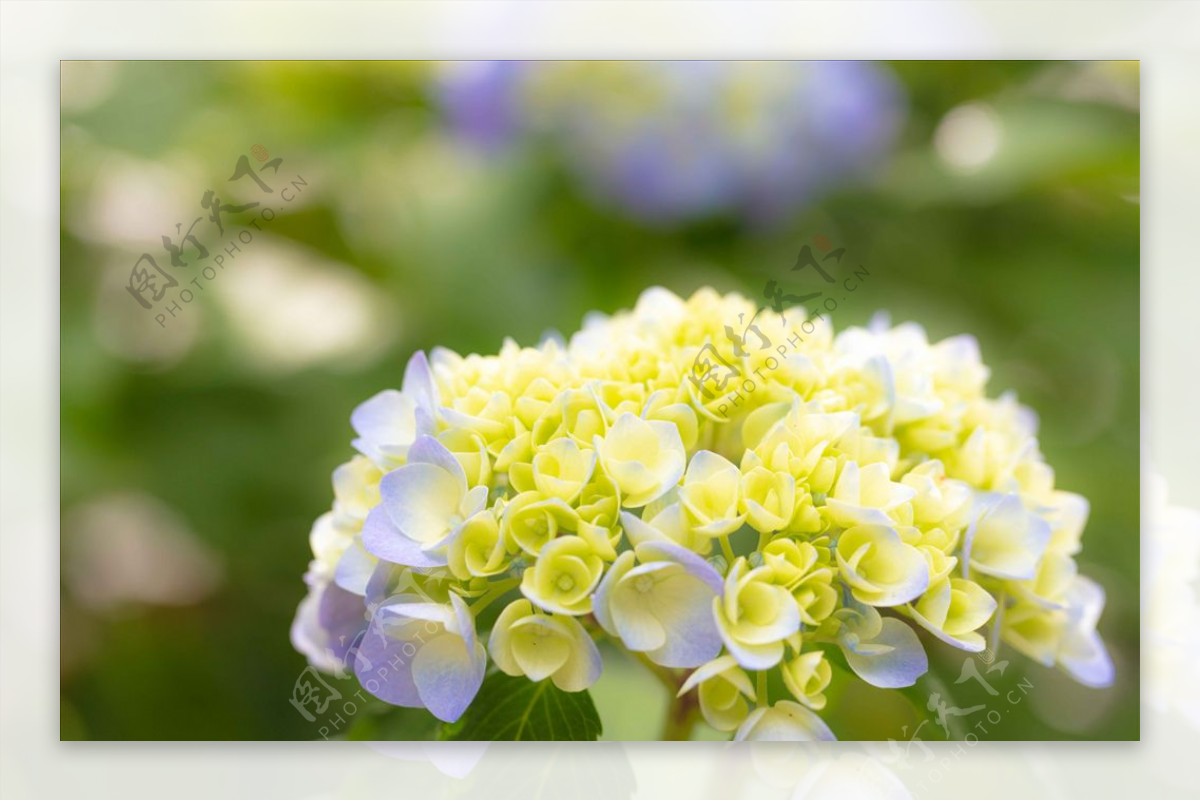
435,61 -> 902,225
291,287 -> 1114,740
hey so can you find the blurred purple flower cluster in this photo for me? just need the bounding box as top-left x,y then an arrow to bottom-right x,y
434,61 -> 905,226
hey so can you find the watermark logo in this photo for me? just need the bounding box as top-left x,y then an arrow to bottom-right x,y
290,568 -> 442,739
290,665 -> 344,723
883,649 -> 1035,791
124,145 -> 308,327
689,234 -> 873,418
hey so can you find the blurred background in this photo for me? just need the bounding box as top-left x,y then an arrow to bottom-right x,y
59,60 -> 1139,741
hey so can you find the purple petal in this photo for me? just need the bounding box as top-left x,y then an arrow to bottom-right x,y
354,611 -> 421,708
636,541 -> 723,594
405,435 -> 467,488
290,588 -> 341,673
414,406 -> 437,439
412,634 -> 487,723
649,585 -> 723,668
365,561 -> 400,609
318,581 -> 370,664
402,351 -> 438,414
842,618 -> 928,688
361,506 -> 446,569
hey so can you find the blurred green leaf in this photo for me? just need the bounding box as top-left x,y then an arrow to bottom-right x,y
344,698 -> 441,741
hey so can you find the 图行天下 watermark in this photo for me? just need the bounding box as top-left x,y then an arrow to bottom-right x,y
688,235 -> 873,419
882,648 -> 1035,790
290,570 -> 436,739
123,146 -> 307,327
289,617 -> 441,740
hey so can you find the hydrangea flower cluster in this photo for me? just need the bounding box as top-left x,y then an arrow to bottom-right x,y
292,287 -> 1114,740
435,61 -> 903,225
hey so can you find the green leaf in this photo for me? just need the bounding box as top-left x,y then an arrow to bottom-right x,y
343,699 -> 442,741
446,671 -> 602,741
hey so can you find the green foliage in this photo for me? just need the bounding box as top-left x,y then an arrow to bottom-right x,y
344,698 -> 443,741
444,672 -> 602,741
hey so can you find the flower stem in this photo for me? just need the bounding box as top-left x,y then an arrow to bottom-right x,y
630,650 -> 700,741
756,530 -> 771,553
661,686 -> 700,741
467,578 -> 519,615
719,535 -> 736,565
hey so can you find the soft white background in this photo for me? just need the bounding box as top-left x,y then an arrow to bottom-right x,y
3,1 -> 1197,798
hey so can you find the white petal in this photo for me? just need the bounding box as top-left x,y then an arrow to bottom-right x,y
611,564 -> 673,651
825,498 -> 899,528
734,701 -> 837,741
351,390 -> 417,463
1058,576 -> 1114,688
679,654 -> 751,697
333,540 -> 377,595
966,494 -> 1051,580
832,460 -> 862,503
551,615 -> 604,692
1059,629 -> 1115,688
487,600 -> 528,678
620,510 -> 671,547
592,551 -> 635,636
842,618 -> 928,688
381,463 -> 463,546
